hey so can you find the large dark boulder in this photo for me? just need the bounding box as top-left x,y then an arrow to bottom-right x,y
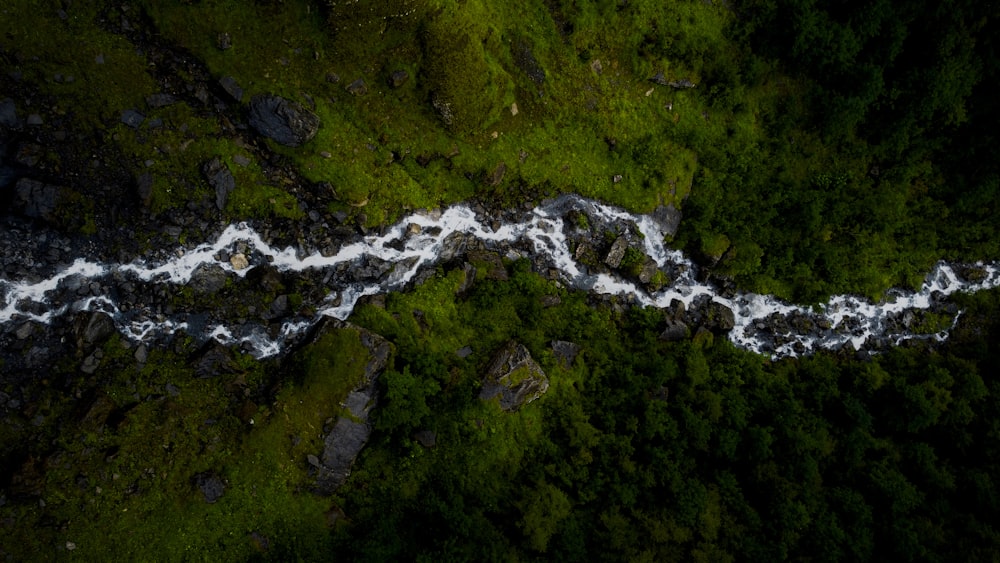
247,95 -> 320,147
76,311 -> 116,349
188,263 -> 229,294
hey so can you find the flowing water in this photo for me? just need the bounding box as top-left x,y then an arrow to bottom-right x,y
2,195 -> 998,358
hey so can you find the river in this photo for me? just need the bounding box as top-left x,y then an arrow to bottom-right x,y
2,195 -> 998,359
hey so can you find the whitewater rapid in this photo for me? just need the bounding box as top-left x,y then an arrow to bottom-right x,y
1,195 -> 998,359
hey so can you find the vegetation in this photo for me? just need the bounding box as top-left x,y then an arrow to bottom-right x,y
3,259 -> 1000,560
2,0 -> 1000,560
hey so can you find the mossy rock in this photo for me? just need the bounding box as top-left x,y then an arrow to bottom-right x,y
421,4 -> 514,134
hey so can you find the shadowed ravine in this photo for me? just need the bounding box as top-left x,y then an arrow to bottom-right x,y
2,195 -> 998,359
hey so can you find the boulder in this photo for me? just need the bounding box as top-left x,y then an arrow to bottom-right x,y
345,78 -> 368,96
188,263 -> 229,294
14,178 -> 61,220
659,319 -> 690,341
706,301 -> 736,331
413,430 -> 437,448
218,76 -> 243,102
0,98 -> 18,128
650,204 -> 682,237
191,341 -> 237,378
120,109 -> 145,128
551,340 -> 581,368
479,341 -> 549,412
202,157 -> 235,211
193,472 -> 225,503
605,236 -> 629,268
439,231 -> 470,262
388,70 -> 409,88
76,311 -> 116,349
264,294 -> 290,320
316,321 -> 392,493
467,250 -> 508,281
248,95 -> 320,147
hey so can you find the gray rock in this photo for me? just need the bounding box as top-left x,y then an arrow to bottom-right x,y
145,93 -> 177,108
218,76 -> 243,102
605,236 -> 629,268
120,109 -> 144,128
638,260 -> 659,285
388,70 -> 409,88
248,95 -> 320,147
488,161 -> 506,187
316,321 -> 392,494
668,78 -> 696,89
202,157 -> 235,211
540,294 -> 561,307
134,344 -> 148,364
15,322 -> 35,340
467,250 -> 508,281
189,263 -> 229,294
659,319 -> 690,341
192,342 -> 236,378
78,312 -> 116,348
345,78 -> 368,96
706,302 -> 736,331
26,113 -> 43,126
457,262 -> 477,294
551,340 -> 581,368
265,294 -> 290,320
135,173 -> 153,208
650,72 -> 696,89
512,40 -> 546,85
413,430 -> 437,448
80,353 -> 101,374
439,231 -> 469,262
479,341 -> 549,412
650,204 -> 682,237
194,472 -> 225,503
0,99 -> 17,128
456,345 -> 473,358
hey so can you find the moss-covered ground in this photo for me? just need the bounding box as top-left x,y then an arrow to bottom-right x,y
5,0 -> 994,300
3,0 -> 1000,559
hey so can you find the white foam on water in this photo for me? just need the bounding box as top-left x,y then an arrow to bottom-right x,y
1,195 -> 998,359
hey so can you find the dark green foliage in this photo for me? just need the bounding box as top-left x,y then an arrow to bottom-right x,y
335,266 -> 1000,561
